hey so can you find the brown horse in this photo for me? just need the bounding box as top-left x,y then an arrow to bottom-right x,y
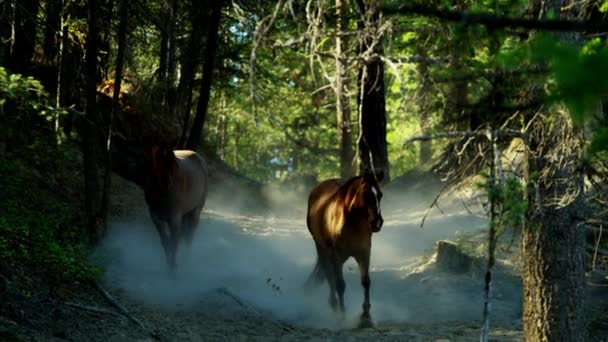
144,145 -> 209,270
305,171 -> 384,325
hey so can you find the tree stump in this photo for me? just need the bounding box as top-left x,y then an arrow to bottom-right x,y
435,240 -> 472,274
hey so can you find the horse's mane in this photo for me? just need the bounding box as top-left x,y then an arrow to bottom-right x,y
333,175 -> 366,203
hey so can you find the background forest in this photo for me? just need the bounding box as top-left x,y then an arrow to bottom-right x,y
2,0 -> 608,341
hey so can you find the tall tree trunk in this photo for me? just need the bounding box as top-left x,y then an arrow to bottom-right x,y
0,0 -> 14,67
335,0 -> 354,179
11,0 -> 39,74
59,2 -> 86,136
163,0 -> 179,112
445,1 -> 469,131
355,0 -> 389,181
176,0 -> 206,146
417,46 -> 432,165
522,115 -> 586,341
97,0 -> 113,77
43,0 -> 61,63
522,2 -> 587,340
100,0 -> 128,234
158,0 -> 170,83
186,0 -> 223,150
160,0 -> 178,108
83,0 -> 101,241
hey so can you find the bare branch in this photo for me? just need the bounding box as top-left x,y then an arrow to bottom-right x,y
94,282 -> 158,338
250,0 -> 285,121
382,4 -> 608,32
419,181 -> 451,229
404,129 -> 525,146
64,302 -> 123,317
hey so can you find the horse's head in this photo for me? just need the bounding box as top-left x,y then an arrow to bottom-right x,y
146,144 -> 177,194
347,170 -> 384,233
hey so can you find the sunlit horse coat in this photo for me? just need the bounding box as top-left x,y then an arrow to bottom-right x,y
305,172 -> 384,325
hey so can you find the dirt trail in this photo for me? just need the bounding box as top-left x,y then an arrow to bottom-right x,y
81,173 -> 525,341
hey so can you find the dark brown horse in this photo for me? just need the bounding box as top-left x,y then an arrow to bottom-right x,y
305,171 -> 384,325
144,145 -> 208,270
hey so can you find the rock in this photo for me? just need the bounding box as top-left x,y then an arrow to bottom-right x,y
435,240 -> 473,274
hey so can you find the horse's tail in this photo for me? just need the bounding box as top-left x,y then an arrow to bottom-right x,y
304,258 -> 325,290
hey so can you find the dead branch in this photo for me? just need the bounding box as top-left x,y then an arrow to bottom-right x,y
382,4 -> 608,32
403,129 -> 525,146
64,302 -> 123,317
250,0 -> 285,119
587,245 -> 608,256
435,65 -> 548,83
419,181 -> 451,229
314,51 -> 453,65
217,287 -> 295,332
94,282 -> 159,339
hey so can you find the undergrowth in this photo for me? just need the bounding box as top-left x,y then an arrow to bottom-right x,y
0,67 -> 99,283
0,156 -> 100,282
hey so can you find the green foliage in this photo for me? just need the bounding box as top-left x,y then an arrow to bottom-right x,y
0,67 -> 69,144
528,36 -> 608,124
0,157 -> 100,281
0,67 -> 98,281
478,172 -> 527,235
499,34 -> 608,160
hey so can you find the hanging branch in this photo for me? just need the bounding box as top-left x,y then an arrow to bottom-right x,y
403,129 -> 525,146
381,4 -> 608,32
250,0 -> 285,123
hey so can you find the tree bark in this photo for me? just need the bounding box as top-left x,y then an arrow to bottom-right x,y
522,115 -> 586,342
522,2 -> 587,341
158,0 -> 170,83
11,0 -> 39,74
335,0 -> 354,179
0,0 -> 14,67
100,0 -> 129,233
83,0 -> 101,241
43,0 -> 61,63
356,0 -> 389,181
417,46 -> 432,164
163,0 -> 179,111
176,0 -> 206,146
186,0 -> 223,150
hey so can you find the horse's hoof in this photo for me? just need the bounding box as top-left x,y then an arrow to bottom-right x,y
357,314 -> 374,329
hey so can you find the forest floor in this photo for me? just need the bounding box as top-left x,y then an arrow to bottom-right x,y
2,169 -> 607,341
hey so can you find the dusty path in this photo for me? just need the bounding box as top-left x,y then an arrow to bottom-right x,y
86,174 -> 525,341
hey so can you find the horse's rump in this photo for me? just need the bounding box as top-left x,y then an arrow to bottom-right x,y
306,179 -> 343,245
145,148 -> 208,219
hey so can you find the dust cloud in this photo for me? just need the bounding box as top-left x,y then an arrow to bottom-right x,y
96,175 -> 522,331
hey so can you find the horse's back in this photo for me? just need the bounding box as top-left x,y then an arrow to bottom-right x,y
307,179 -> 340,211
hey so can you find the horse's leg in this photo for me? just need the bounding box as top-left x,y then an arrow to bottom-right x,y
355,251 -> 372,324
332,252 -> 346,313
151,212 -> 171,266
182,206 -> 202,246
304,240 -> 326,289
319,248 -> 338,311
167,215 -> 183,271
